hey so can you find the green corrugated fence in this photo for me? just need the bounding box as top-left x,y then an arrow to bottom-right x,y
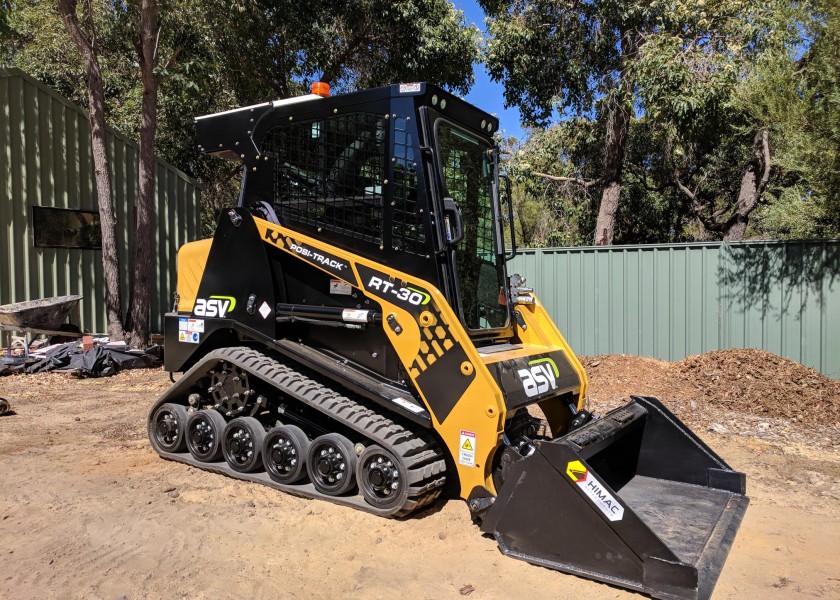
0,68 -> 202,334
510,240 -> 840,379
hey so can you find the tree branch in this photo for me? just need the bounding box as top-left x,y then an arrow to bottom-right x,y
533,171 -> 600,188
321,28 -> 371,86
58,0 -> 91,62
672,170 -> 696,201
757,128 -> 772,196
625,162 -> 671,192
160,45 -> 182,73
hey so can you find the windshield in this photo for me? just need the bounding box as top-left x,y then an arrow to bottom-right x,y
436,121 -> 508,331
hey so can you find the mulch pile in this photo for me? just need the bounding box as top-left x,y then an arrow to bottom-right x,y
677,349 -> 840,426
582,348 -> 840,428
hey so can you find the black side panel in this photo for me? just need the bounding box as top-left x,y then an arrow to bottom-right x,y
164,209 -> 277,372
484,349 -> 580,409
194,208 -> 277,337
414,340 -> 473,422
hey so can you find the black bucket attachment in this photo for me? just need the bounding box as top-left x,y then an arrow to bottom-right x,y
481,396 -> 748,600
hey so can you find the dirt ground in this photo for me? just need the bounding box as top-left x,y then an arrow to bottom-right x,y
1,351 -> 839,600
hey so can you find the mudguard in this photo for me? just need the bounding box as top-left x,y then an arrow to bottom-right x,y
480,397 -> 748,600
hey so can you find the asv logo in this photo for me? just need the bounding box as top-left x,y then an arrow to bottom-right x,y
194,295 -> 236,317
518,358 -> 559,398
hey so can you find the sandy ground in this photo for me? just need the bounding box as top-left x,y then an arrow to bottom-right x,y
1,365 -> 839,600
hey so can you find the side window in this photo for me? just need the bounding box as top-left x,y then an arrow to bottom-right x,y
261,113 -> 386,244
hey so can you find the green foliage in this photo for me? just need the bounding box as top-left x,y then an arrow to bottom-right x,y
4,0 -> 480,234
740,0 -> 840,237
482,0 -> 768,127
506,117 -> 697,247
489,0 -> 838,243
502,122 -> 599,246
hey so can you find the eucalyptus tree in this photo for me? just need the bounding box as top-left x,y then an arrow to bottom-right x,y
482,0 -> 776,244
4,0 -> 479,344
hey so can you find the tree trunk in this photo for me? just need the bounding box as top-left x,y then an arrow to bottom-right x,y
594,35 -> 635,246
723,129 -> 771,241
58,0 -> 125,341
125,0 -> 159,348
594,101 -> 630,245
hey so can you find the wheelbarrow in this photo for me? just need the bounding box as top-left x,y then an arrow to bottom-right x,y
0,295 -> 84,358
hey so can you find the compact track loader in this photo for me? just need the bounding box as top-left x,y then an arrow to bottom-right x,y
148,82 -> 748,600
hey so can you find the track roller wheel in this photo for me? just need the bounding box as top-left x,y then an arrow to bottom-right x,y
186,409 -> 226,462
222,417 -> 265,473
356,445 -> 409,510
263,425 -> 310,483
306,433 -> 357,496
149,402 -> 188,453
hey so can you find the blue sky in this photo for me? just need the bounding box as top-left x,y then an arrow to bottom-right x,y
455,1 -> 527,140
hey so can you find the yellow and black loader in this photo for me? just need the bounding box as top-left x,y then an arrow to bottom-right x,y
148,82 -> 748,600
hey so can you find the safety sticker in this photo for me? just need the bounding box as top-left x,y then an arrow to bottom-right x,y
459,430 -> 476,467
399,83 -> 421,93
258,301 -> 272,319
329,279 -> 353,295
566,460 -> 624,521
178,330 -> 200,344
178,318 -> 204,333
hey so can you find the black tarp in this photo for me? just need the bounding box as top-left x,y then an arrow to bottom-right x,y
2,342 -> 161,377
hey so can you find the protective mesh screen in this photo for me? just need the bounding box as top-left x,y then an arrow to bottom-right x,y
391,117 -> 426,255
262,112 -> 386,243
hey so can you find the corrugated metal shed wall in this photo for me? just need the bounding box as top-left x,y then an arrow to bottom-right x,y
0,69 -> 201,334
511,240 -> 840,379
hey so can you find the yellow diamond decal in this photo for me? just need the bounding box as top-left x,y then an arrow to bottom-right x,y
566,460 -> 588,483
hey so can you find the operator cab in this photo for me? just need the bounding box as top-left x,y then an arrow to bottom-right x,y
195,82 -> 516,343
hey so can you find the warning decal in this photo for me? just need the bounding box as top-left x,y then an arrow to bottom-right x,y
178,330 -> 200,344
566,460 -> 624,522
330,279 -> 352,295
178,318 -> 204,333
458,430 -> 476,467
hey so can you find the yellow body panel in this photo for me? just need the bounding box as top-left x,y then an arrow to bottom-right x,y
185,215 -> 586,500
514,298 -> 588,410
176,238 -> 213,313
253,217 -> 507,497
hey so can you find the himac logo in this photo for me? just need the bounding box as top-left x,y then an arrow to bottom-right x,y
518,357 -> 559,397
194,295 -> 236,318
566,459 -> 588,483
566,460 -> 624,522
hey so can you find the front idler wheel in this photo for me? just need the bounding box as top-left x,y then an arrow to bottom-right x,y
306,433 -> 357,496
357,445 -> 409,510
186,409 -> 226,462
222,417 -> 265,473
149,402 -> 188,453
263,425 -> 310,483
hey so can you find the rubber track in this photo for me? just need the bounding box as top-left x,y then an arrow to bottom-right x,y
155,347 -> 446,517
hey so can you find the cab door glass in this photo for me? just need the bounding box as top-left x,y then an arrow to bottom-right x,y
436,122 -> 508,330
